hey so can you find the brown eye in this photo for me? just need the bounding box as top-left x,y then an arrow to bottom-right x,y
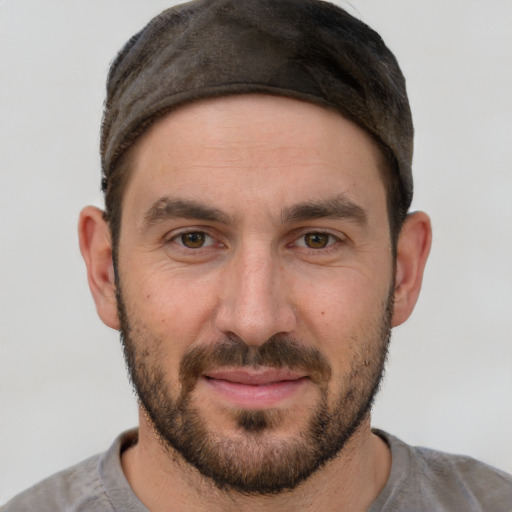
303,233 -> 331,248
180,232 -> 206,248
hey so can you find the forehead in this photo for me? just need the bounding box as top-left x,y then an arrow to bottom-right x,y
122,94 -> 388,221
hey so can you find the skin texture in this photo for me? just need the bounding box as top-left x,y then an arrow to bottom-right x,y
79,94 -> 431,511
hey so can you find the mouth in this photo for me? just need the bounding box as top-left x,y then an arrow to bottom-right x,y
201,368 -> 309,409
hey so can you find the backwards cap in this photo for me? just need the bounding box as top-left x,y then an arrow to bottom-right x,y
101,0 -> 413,212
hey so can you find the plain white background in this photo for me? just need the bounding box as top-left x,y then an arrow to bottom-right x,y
1,0 -> 511,503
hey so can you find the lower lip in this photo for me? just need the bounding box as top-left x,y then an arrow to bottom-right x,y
202,376 -> 308,408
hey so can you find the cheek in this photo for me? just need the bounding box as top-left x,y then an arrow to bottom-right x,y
293,270 -> 390,368
121,263 -> 220,351
297,270 -> 386,324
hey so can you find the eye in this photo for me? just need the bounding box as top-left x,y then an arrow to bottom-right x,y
295,232 -> 338,249
175,231 -> 214,249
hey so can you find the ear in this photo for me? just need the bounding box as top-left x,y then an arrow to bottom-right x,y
392,211 -> 432,327
78,206 -> 120,330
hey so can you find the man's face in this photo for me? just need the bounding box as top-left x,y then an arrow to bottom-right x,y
116,95 -> 395,493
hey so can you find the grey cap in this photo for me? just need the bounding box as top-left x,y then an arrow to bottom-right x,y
101,0 -> 413,212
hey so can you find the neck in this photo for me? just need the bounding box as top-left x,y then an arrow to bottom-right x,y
122,410 -> 391,512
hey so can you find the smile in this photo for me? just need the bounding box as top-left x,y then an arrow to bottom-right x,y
201,368 -> 309,408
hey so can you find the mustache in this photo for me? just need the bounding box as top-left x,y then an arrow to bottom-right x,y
179,335 -> 332,397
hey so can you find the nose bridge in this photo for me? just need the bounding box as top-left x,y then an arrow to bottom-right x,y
215,242 -> 295,345
238,247 -> 275,310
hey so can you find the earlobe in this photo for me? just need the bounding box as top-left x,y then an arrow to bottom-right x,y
392,211 -> 432,327
78,206 -> 120,330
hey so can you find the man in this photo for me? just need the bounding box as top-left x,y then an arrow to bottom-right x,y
3,0 -> 511,510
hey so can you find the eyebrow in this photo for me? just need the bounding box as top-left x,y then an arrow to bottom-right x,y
281,195 -> 367,225
142,193 -> 367,229
142,197 -> 232,227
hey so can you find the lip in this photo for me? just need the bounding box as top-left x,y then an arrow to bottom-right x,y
201,368 -> 309,408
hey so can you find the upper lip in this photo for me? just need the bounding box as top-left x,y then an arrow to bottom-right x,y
203,368 -> 307,386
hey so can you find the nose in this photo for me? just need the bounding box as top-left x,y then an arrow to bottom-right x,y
214,247 -> 296,346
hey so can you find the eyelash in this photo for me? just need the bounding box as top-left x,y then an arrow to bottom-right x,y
166,229 -> 343,253
291,232 -> 340,250
167,230 -> 220,250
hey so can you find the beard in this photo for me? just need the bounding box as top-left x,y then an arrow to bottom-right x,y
117,286 -> 392,495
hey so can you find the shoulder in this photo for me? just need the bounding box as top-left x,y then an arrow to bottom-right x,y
1,453 -> 108,512
1,430 -> 142,512
372,429 -> 512,512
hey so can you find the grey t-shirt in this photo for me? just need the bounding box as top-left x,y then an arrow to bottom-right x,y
3,429 -> 511,511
